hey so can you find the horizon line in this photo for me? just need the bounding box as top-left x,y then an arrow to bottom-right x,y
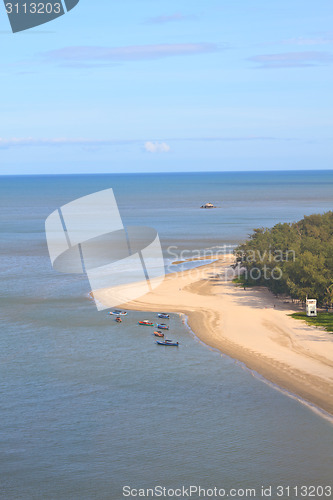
1,168 -> 333,177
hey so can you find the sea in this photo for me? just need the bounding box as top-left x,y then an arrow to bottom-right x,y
1,171 -> 333,500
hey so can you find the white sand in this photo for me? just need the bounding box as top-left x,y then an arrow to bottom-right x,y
94,255 -> 333,415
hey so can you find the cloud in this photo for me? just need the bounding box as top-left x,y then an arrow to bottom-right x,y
177,136 -> 295,142
0,138 -> 172,153
282,34 -> 333,46
144,141 -> 170,153
248,51 -> 333,68
257,32 -> 333,49
42,43 -> 219,66
0,136 -> 295,150
0,138 -> 139,149
145,13 -> 196,24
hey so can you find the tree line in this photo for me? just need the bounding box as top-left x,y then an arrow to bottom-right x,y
235,211 -> 333,307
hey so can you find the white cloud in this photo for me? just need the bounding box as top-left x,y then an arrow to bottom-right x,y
0,136 -> 296,151
283,35 -> 333,46
0,137 -> 138,148
248,51 -> 333,68
144,141 -> 171,153
42,43 -> 219,66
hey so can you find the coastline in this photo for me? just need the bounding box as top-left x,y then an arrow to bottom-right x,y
94,254 -> 333,416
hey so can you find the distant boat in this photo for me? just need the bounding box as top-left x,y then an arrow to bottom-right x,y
157,323 -> 169,330
200,203 -> 216,209
156,340 -> 179,346
158,313 -> 170,319
153,331 -> 164,337
109,310 -> 127,316
115,317 -> 122,323
138,320 -> 154,326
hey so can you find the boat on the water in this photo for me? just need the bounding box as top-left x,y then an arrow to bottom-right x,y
157,323 -> 169,330
200,202 -> 216,209
157,313 -> 170,319
153,331 -> 164,337
109,310 -> 127,316
138,320 -> 154,326
156,340 -> 179,346
115,317 -> 122,323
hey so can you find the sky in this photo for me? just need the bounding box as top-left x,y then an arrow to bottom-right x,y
0,0 -> 332,174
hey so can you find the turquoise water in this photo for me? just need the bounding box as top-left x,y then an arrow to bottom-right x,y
1,171 -> 333,499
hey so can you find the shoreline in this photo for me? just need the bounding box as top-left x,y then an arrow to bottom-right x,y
181,313 -> 333,423
94,254 -> 333,416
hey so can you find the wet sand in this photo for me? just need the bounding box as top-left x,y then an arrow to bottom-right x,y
94,255 -> 333,415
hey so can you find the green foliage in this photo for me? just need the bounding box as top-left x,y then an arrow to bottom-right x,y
235,212 -> 333,306
232,276 -> 254,287
290,312 -> 333,333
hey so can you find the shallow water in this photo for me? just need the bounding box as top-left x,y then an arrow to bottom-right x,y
1,172 -> 333,499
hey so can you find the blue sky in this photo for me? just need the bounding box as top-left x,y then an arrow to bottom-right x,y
1,0 -> 332,174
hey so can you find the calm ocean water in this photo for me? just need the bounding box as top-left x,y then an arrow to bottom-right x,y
1,171 -> 333,500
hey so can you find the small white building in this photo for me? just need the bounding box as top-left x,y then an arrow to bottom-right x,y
306,298 -> 317,317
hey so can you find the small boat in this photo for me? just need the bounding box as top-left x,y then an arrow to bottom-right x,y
157,323 -> 169,330
158,313 -> 170,319
115,317 -> 122,323
109,310 -> 127,316
138,320 -> 154,326
156,340 -> 179,346
153,331 -> 164,337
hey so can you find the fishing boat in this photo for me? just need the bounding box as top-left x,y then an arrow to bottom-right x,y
138,320 -> 154,326
157,323 -> 169,330
109,310 -> 127,316
156,340 -> 179,346
157,313 -> 170,319
153,331 -> 164,337
115,317 -> 122,323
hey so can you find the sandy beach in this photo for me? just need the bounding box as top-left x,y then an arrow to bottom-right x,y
94,254 -> 333,416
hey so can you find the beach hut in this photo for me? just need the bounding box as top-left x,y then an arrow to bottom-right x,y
306,298 -> 317,317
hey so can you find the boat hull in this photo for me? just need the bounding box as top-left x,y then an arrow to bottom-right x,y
156,341 -> 179,346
